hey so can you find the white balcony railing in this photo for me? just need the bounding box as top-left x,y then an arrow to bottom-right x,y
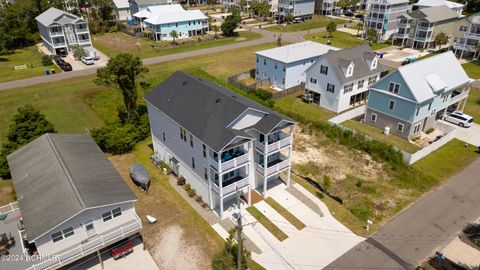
256,159 -> 290,176
449,90 -> 469,105
26,218 -> 142,270
211,177 -> 249,195
267,137 -> 292,153
220,153 -> 249,171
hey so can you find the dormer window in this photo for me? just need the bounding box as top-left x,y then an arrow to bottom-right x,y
371,58 -> 378,69
346,64 -> 354,77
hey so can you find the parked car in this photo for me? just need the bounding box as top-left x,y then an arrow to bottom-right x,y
81,56 -> 94,65
444,112 -> 473,127
344,11 -> 354,17
354,14 -> 364,19
60,61 -> 72,71
52,55 -> 63,65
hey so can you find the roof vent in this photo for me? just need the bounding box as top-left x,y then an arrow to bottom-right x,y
182,81 -> 188,86
216,98 -> 221,104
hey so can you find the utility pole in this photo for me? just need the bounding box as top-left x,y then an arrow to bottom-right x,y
236,186 -> 243,270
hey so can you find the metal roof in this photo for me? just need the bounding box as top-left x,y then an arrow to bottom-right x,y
255,41 -> 339,64
113,0 -> 130,9
144,72 -> 294,152
414,0 -> 464,9
7,134 -> 136,241
35,7 -> 84,26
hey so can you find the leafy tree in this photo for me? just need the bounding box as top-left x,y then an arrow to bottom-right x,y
326,21 -> 337,38
212,228 -> 250,270
72,45 -> 86,60
212,25 -> 220,39
258,1 -> 270,19
284,13 -> 294,24
434,32 -> 449,50
366,28 -> 378,44
0,104 -> 56,179
212,249 -> 235,270
464,0 -> 480,13
239,0 -> 247,12
91,122 -> 137,154
221,8 -> 241,37
207,0 -> 218,6
41,55 -> 53,66
170,30 -> 178,45
95,54 -> 148,123
276,34 -> 282,47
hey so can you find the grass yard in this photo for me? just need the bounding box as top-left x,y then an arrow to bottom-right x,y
92,31 -> 262,59
462,60 -> 480,79
464,88 -> 480,121
304,31 -> 391,50
275,95 -> 336,123
246,206 -> 288,241
342,120 -> 421,153
0,180 -> 15,206
264,15 -> 345,32
0,45 -> 59,83
265,197 -> 306,230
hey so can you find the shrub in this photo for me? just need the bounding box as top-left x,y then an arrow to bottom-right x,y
323,175 -> 331,191
426,128 -> 434,134
177,176 -> 186,186
41,55 -> 53,66
185,183 -> 192,192
212,249 -> 235,270
355,180 -> 363,188
188,187 -> 196,197
91,123 -> 137,154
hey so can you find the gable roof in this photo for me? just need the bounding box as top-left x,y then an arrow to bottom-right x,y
414,0 -> 464,9
144,9 -> 207,24
113,0 -> 130,9
376,51 -> 470,103
312,44 -> 388,83
409,5 -> 459,22
35,7 -> 83,26
144,72 -> 294,152
7,134 -> 136,241
255,41 -> 339,64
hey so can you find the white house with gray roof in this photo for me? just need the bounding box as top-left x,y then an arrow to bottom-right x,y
35,7 -> 92,56
305,44 -> 389,113
113,0 -> 132,21
145,72 -> 295,219
255,41 -> 338,90
4,134 -> 141,270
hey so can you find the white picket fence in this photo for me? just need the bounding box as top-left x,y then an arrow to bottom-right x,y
327,105 -> 367,125
0,201 -> 19,214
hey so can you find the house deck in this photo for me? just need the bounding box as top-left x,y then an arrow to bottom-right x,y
0,208 -> 34,270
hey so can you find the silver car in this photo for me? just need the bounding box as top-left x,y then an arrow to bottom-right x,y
444,112 -> 473,128
81,56 -> 94,65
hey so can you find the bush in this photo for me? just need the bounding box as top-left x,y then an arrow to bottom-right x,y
91,122 -> 137,154
188,187 -> 196,197
212,249 -> 235,270
355,180 -> 363,188
426,128 -> 434,134
185,183 -> 192,192
323,175 -> 331,191
41,55 -> 53,66
177,176 -> 186,185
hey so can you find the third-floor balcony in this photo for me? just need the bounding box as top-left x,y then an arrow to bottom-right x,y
256,131 -> 292,154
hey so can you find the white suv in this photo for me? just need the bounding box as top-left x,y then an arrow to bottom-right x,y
81,56 -> 94,65
444,112 -> 474,127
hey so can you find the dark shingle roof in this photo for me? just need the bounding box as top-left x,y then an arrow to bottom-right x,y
322,44 -> 389,83
409,5 -> 459,22
144,71 -> 294,152
7,134 -> 136,241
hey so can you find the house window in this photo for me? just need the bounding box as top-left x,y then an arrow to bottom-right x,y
346,65 -> 353,77
371,113 -> 377,122
191,157 -> 195,169
263,59 -> 266,65
102,211 -> 112,222
282,78 -> 285,85
416,107 -> 420,116
256,57 -> 259,63
414,123 -> 421,133
368,76 -> 377,85
443,95 -> 448,103
310,78 -> 317,84
459,25 -> 467,32
162,132 -> 166,142
112,207 -> 122,218
283,65 -> 286,71
327,83 -> 335,93
63,227 -> 74,238
190,134 -> 194,147
320,65 -> 328,75
256,69 -> 259,75
428,102 -> 432,111
389,100 -> 395,110
175,23 -> 178,27
344,83 -> 354,93
259,133 -> 264,143
51,231 -> 64,243
388,82 -> 400,94
358,80 -> 365,89
275,63 -> 277,69
203,144 -> 206,158
371,58 -> 377,69
397,123 -> 404,133
204,167 -> 208,180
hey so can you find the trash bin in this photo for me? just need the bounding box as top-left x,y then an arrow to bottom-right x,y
51,68 -> 56,74
379,53 -> 384,58
45,69 -> 50,75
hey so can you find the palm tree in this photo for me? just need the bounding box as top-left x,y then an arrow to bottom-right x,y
366,28 -> 378,44
170,30 -> 178,45
434,32 -> 449,51
212,25 -> 220,39
276,34 -> 282,47
356,22 -> 363,36
326,21 -> 337,38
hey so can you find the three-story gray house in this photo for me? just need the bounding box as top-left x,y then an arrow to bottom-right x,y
145,72 -> 295,219
453,13 -> 480,59
36,7 -> 92,56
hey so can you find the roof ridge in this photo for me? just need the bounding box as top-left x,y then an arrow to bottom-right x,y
45,134 -> 86,207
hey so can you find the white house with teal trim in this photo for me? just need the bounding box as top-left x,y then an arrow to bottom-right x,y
133,4 -> 208,41
365,51 -> 471,140
255,41 -> 338,90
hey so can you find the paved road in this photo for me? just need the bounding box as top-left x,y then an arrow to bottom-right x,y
326,157 -> 480,270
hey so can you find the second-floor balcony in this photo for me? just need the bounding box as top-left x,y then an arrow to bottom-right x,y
50,31 -> 64,37
210,146 -> 249,172
256,154 -> 290,177
212,175 -> 249,195
256,131 -> 292,153
449,89 -> 469,105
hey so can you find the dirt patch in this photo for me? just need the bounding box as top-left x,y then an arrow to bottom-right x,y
0,180 -> 14,206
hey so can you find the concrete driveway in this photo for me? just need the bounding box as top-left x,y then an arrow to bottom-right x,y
240,183 -> 364,270
440,120 -> 480,146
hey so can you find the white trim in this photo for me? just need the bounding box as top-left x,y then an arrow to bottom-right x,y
370,87 -> 418,104
371,113 -> 377,122
389,99 -> 396,110
226,107 -> 269,129
397,122 -> 404,132
388,81 -> 401,94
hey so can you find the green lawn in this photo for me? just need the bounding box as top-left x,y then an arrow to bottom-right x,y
462,60 -> 480,79
265,197 -> 306,230
304,31 -> 391,50
342,120 -> 421,153
0,45 -> 59,83
246,206 -> 288,241
465,88 -> 480,121
275,95 -> 336,123
92,31 -> 262,59
264,15 -> 345,32
0,180 -> 14,206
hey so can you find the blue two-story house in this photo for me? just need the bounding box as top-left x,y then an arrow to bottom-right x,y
365,51 -> 471,140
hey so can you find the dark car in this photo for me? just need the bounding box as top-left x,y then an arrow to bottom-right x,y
354,14 -> 364,19
344,11 -> 354,17
52,55 -> 63,65
60,61 -> 72,71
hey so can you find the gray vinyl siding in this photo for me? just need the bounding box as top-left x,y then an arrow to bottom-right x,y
365,108 -> 412,139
